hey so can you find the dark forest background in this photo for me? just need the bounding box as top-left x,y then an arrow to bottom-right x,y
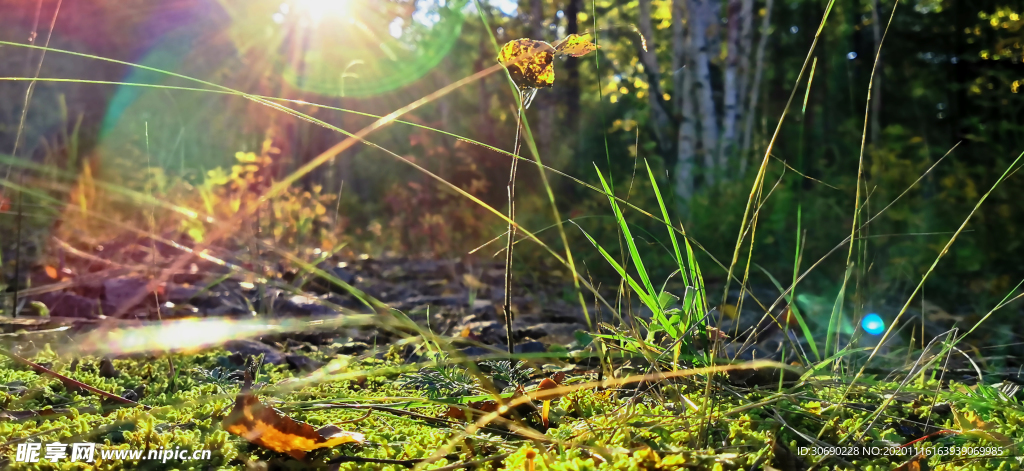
0,0 -> 1022,317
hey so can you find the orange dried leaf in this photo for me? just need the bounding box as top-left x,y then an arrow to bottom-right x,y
222,393 -> 364,459
555,33 -> 600,57
44,266 -> 59,280
497,38 -> 555,90
444,405 -> 467,421
893,453 -> 928,471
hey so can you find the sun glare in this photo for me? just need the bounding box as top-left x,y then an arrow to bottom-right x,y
294,0 -> 351,23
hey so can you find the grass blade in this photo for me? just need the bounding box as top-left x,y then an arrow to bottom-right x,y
593,165 -> 671,338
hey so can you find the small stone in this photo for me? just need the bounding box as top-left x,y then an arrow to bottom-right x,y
224,340 -> 286,365
165,283 -> 202,304
121,389 -> 139,402
514,341 -> 547,354
99,358 -> 120,378
37,292 -> 100,319
286,354 -> 325,372
457,346 -> 491,358
335,341 -> 370,355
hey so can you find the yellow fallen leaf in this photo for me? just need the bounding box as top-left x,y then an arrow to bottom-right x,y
462,273 -> 487,290
222,392 -> 364,459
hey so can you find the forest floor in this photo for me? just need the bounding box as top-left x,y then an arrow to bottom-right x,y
1,234 -> 1023,470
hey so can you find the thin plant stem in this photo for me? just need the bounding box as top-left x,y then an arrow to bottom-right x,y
503,92 -> 527,355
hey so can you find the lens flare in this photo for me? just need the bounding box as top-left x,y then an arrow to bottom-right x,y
61,315 -> 375,357
295,0 -> 351,22
861,313 -> 885,335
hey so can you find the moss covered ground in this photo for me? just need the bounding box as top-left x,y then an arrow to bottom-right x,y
2,341 -> 1022,471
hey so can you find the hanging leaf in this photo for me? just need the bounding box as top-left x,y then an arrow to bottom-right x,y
497,39 -> 556,90
222,391 -> 364,459
554,33 -> 600,57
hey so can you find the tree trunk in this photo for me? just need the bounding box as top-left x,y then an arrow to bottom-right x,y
870,0 -> 883,143
674,0 -> 697,202
736,0 -> 754,116
719,0 -> 742,176
564,0 -> 581,117
530,0 -> 544,39
687,0 -> 720,186
739,0 -> 773,177
638,0 -> 675,155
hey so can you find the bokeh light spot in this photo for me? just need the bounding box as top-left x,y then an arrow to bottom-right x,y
862,313 -> 885,335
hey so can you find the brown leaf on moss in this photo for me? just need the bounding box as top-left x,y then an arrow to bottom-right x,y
443,399 -> 502,422
222,392 -> 364,459
497,39 -> 555,90
951,406 -> 1011,446
554,33 -> 600,57
893,453 -> 929,471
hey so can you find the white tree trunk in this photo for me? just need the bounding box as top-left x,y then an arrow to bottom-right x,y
687,0 -> 720,186
740,0 -> 773,177
638,0 -> 675,155
674,0 -> 697,202
719,0 -> 742,175
736,0 -> 755,115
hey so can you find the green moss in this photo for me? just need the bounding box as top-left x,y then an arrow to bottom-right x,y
2,347 -> 1023,470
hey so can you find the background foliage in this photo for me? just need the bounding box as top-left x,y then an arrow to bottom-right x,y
0,0 -> 1021,314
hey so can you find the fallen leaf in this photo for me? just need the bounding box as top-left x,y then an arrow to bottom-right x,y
554,33 -> 600,57
893,453 -> 929,471
444,386 -> 540,423
951,406 -> 1010,446
497,39 -> 556,90
222,392 -> 364,459
462,273 -> 487,290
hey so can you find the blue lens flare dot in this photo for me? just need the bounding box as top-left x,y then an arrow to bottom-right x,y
862,313 -> 885,335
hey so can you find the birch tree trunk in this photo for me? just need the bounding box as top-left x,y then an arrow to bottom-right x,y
736,0 -> 755,116
740,0 -> 773,177
687,0 -> 720,186
674,0 -> 698,202
638,0 -> 675,155
719,0 -> 742,176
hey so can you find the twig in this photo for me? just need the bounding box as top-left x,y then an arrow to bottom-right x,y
325,455 -> 454,467
430,452 -> 513,471
502,91 -> 527,355
0,348 -> 151,410
295,403 -> 537,441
